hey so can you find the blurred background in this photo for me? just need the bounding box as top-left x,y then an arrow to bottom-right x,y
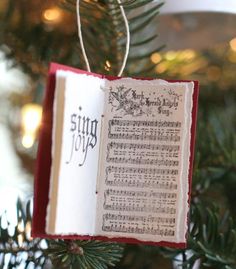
0,0 -> 236,268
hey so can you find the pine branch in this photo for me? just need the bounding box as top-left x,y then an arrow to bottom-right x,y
48,240 -> 124,269
0,0 -> 163,77
0,199 -> 124,269
191,105 -> 236,204
160,205 -> 236,269
188,205 -> 236,268
160,96 -> 236,269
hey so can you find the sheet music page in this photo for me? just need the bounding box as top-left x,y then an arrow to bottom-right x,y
47,71 -> 105,235
95,78 -> 194,243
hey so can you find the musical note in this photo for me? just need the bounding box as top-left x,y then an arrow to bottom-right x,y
100,109 -> 185,240
106,156 -> 179,166
102,223 -> 175,236
104,189 -> 177,199
106,166 -> 179,175
109,119 -> 181,128
108,133 -> 181,141
107,142 -> 180,152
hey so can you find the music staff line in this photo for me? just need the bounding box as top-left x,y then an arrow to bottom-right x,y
102,225 -> 175,236
103,204 -> 176,214
107,142 -> 180,152
106,166 -> 179,176
108,133 -> 181,142
109,119 -> 182,128
106,157 -> 179,166
105,189 -> 177,199
103,213 -> 176,224
105,179 -> 178,190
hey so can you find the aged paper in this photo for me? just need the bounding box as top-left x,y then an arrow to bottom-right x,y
95,78 -> 193,243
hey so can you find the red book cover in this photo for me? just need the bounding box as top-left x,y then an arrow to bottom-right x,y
32,62 -> 199,248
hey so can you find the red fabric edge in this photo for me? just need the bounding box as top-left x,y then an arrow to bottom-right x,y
32,62 -> 199,249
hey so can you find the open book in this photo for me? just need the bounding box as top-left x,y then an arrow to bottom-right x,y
32,63 -> 199,248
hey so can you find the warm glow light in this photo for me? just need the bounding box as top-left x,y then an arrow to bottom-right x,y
230,38 -> 236,52
21,103 -> 42,148
43,7 -> 62,23
17,234 -> 23,247
207,66 -> 222,81
227,50 -> 236,63
179,49 -> 196,60
22,134 -> 35,149
165,51 -> 177,61
105,60 -> 111,71
179,59 -> 208,75
164,50 -> 196,62
155,62 -> 168,74
26,221 -> 33,241
150,53 -> 162,64
17,220 -> 24,233
21,104 -> 42,134
106,60 -> 111,68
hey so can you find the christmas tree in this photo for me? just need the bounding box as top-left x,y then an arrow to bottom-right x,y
0,0 -> 236,268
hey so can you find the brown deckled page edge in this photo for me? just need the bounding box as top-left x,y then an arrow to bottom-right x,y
32,62 -> 199,248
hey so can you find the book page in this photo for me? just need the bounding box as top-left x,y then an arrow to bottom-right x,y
95,78 -> 194,243
46,71 -> 105,235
